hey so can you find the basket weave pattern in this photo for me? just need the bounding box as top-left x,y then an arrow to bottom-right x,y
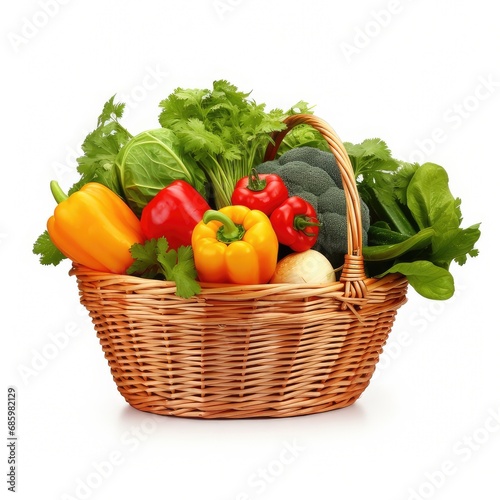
71,114 -> 408,418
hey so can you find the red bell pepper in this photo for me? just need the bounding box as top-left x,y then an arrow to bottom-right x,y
231,169 -> 289,216
270,196 -> 321,252
140,180 -> 211,249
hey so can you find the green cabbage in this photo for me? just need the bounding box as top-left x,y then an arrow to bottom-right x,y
115,128 -> 207,216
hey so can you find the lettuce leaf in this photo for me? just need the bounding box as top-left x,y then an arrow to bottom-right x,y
406,163 -> 481,269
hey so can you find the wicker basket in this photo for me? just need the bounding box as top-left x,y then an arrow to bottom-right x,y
70,114 -> 408,419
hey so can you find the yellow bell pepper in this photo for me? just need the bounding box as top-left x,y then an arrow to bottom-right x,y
191,205 -> 278,284
47,181 -> 145,274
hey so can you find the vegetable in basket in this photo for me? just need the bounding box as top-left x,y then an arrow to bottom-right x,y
115,128 -> 207,218
158,79 -> 314,209
46,181 -> 145,274
191,206 -> 278,284
140,180 -> 211,249
345,138 -> 481,300
127,237 -> 200,299
231,169 -> 289,216
270,249 -> 336,284
270,196 -> 321,252
256,146 -> 370,266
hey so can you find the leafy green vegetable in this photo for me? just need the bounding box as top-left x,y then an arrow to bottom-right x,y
276,122 -> 331,155
345,139 -> 481,300
405,163 -> 480,268
345,138 -> 417,236
367,221 -> 409,245
127,237 -> 201,299
114,128 -> 207,217
362,227 -> 435,261
379,261 -> 455,301
431,224 -> 481,267
158,79 -> 313,208
69,95 -> 131,196
33,230 -> 66,266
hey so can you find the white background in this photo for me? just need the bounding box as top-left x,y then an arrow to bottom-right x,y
2,1 -> 499,499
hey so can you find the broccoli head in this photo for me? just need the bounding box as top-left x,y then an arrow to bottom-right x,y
256,147 -> 370,266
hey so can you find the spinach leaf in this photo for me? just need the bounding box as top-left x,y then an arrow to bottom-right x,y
350,139 -> 481,300
430,224 -> 481,266
406,163 -> 459,234
381,261 -> 455,300
406,162 -> 481,269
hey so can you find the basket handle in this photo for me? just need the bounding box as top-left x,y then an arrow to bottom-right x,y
264,114 -> 368,301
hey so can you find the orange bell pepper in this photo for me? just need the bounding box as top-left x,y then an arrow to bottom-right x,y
191,205 -> 278,284
47,181 -> 145,274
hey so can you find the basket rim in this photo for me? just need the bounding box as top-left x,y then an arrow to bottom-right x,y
70,264 -> 407,302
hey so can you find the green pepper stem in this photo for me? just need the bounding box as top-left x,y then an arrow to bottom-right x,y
50,180 -> 69,204
294,215 -> 321,236
203,210 -> 245,243
246,169 -> 267,192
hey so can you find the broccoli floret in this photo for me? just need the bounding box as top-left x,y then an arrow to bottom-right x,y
316,212 -> 349,266
317,186 -> 346,216
360,197 -> 370,229
274,161 -> 332,195
258,160 -> 331,196
278,146 -> 344,189
256,147 -> 370,265
256,159 -> 280,175
291,190 -> 318,211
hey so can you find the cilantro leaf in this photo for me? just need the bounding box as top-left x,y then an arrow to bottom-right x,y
99,95 -> 126,125
158,80 -> 303,208
127,238 -> 201,298
127,239 -> 162,278
345,138 -> 418,236
33,230 -> 66,266
171,246 -> 201,299
345,138 -> 400,206
68,95 -> 132,196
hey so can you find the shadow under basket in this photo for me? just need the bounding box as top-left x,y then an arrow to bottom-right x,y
70,114 -> 409,419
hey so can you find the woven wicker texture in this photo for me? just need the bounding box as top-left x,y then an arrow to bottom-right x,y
71,114 -> 408,418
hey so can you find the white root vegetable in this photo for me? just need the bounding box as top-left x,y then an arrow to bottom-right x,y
270,250 -> 337,284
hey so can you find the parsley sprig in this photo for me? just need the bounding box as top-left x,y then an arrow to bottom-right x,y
127,238 -> 201,299
69,95 -> 132,196
159,79 -> 312,208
